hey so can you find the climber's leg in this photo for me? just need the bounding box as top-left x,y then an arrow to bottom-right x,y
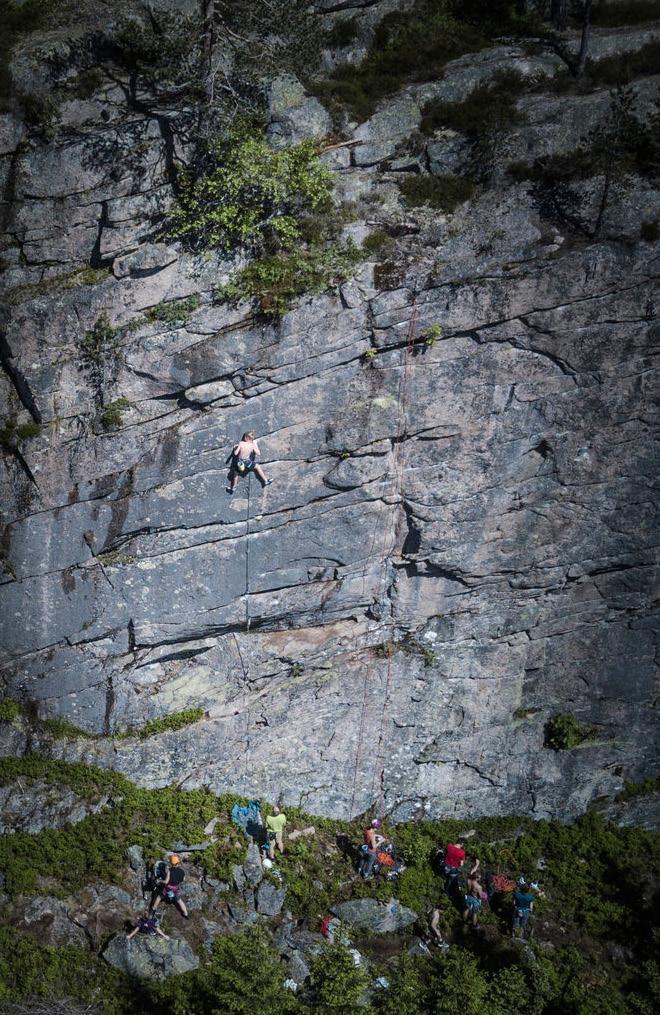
254,464 -> 273,487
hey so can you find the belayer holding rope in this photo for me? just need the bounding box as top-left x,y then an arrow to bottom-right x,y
226,432 -> 274,495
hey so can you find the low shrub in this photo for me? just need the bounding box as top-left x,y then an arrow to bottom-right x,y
0,699 -> 20,722
310,943 -> 372,1014
0,926 -> 128,1013
310,0 -> 535,121
132,707 -> 205,740
399,174 -> 476,211
586,39 -> 660,87
143,294 -> 201,325
617,777 -> 660,801
18,90 -> 60,134
79,312 -> 122,370
222,242 -> 361,315
100,397 -> 131,429
0,420 -> 42,447
544,712 -> 598,750
361,228 -> 394,258
421,69 -> 524,137
325,16 -> 360,48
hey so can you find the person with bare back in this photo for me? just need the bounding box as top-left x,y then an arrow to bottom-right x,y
226,432 -> 273,495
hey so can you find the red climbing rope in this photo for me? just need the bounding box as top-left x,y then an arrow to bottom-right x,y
243,472 -> 252,784
349,296 -> 419,819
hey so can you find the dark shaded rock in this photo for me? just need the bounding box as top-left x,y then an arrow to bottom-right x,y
256,880 -> 286,916
331,898 -> 417,933
243,843 -> 263,887
13,896 -> 88,947
127,845 -> 144,871
113,243 -> 178,279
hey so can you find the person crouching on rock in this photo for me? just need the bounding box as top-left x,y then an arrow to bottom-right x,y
150,854 -> 189,918
226,432 -> 274,495
126,910 -> 169,941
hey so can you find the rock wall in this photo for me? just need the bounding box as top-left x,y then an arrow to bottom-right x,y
1,2 -> 658,821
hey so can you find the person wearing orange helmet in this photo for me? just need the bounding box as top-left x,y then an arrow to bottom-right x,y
149,854 -> 189,918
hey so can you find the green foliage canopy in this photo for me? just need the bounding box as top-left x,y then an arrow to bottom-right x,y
169,126 -> 333,253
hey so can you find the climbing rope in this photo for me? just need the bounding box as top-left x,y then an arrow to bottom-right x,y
242,472 -> 252,785
348,296 -> 419,819
245,472 -> 252,633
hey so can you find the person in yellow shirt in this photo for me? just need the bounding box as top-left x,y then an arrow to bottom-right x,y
266,805 -> 286,859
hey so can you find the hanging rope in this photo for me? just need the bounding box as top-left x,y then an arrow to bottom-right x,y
242,471 -> 252,785
245,472 -> 252,633
348,296 -> 419,819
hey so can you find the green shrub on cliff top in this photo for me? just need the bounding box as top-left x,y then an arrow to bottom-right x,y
169,124 -> 333,253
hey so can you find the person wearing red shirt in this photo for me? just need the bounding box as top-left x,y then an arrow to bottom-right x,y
444,842 -> 465,870
442,840 -> 465,898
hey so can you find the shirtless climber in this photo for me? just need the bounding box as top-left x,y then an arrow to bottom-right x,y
226,432 -> 273,495
358,819 -> 386,880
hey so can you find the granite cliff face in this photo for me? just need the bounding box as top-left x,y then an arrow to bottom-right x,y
1,1 -> 658,822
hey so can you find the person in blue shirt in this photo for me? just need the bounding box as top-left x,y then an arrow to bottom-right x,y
512,881 -> 535,938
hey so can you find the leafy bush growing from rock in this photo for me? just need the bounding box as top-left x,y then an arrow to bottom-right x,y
169,125 -> 333,254
143,294 -> 201,325
0,420 -> 43,448
78,313 -> 122,382
544,712 -> 598,750
100,398 -> 131,430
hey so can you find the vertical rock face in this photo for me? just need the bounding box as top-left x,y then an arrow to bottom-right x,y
0,3 -> 658,821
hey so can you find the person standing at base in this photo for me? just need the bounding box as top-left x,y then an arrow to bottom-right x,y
463,885 -> 482,929
442,839 -> 465,897
266,805 -> 287,859
512,881 -> 535,938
